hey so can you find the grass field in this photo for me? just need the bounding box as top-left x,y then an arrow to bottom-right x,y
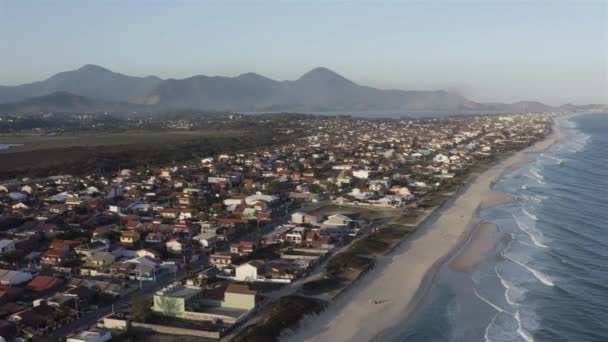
0,129 -> 244,153
312,204 -> 403,221
0,128 -> 279,180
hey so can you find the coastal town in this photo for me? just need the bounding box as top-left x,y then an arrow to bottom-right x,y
0,113 -> 553,342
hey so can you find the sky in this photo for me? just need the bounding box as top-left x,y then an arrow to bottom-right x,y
0,0 -> 607,105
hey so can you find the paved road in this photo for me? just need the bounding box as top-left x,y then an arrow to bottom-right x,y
48,260 -> 205,341
49,198 -> 334,340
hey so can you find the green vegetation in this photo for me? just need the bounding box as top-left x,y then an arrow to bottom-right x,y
422,194 -> 452,207
375,224 -> 415,240
349,236 -> 390,255
301,276 -> 349,296
394,213 -> 420,225
130,297 -> 152,323
0,129 -> 285,179
326,252 -> 374,274
232,296 -> 327,342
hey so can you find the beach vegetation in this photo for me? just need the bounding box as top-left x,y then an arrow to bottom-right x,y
301,275 -> 348,295
326,252 -> 373,274
232,296 -> 327,342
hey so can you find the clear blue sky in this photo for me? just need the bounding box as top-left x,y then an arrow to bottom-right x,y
1,0 -> 606,105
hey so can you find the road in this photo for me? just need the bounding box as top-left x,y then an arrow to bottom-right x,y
222,216 -> 379,340
50,198 -> 333,340
48,259 -> 205,341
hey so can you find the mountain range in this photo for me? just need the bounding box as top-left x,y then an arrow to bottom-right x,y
0,65 -> 603,114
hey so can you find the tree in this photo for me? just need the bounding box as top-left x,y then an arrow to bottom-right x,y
130,297 -> 152,322
267,181 -> 282,194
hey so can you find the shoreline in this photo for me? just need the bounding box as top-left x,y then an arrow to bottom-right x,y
289,119 -> 563,342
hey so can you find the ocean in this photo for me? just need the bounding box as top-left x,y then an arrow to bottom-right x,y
382,113 -> 608,342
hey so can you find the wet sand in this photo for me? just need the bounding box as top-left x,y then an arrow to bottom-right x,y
450,222 -> 499,271
288,120 -> 563,342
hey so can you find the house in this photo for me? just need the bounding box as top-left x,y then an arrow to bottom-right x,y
377,195 -> 403,208
80,252 -> 115,276
291,212 -> 321,225
7,192 -> 27,202
285,227 -> 307,244
152,282 -> 256,323
120,231 -> 140,246
11,202 -> 30,211
193,230 -> 217,249
229,241 -> 255,256
176,194 -> 192,207
40,248 -> 71,268
178,208 -> 194,220
210,253 -> 232,268
65,197 -> 84,210
235,260 -> 266,282
74,241 -> 109,259
165,239 -> 185,255
161,208 -> 180,219
324,214 -> 353,226
49,204 -> 67,215
111,257 -> 158,281
135,249 -> 162,260
0,270 -> 32,286
145,232 -> 165,244
223,283 -> 257,310
152,284 -> 201,317
433,153 -> 450,164
352,170 -> 370,179
25,276 -> 61,293
8,304 -> 64,339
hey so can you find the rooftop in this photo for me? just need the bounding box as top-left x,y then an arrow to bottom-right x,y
156,283 -> 201,299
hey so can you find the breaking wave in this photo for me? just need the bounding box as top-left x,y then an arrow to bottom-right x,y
503,253 -> 554,287
512,214 -> 548,248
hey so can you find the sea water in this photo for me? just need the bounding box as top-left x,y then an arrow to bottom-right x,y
381,113 -> 608,342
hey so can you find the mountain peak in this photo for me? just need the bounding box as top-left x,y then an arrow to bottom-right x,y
77,64 -> 112,73
297,67 -> 355,85
237,72 -> 270,81
301,67 -> 340,77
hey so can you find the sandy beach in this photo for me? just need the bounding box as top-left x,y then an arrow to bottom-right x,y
449,222 -> 499,272
288,120 -> 563,342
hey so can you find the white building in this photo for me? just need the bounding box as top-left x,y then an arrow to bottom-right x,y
433,154 -> 450,164
235,261 -> 265,282
352,170 -> 370,179
193,230 -> 217,248
166,239 -> 184,254
291,212 -> 320,225
324,214 -> 352,226
285,227 -> 306,244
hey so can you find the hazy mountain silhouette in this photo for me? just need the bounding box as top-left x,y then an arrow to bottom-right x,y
0,65 -> 601,114
0,65 -> 162,103
0,91 -> 144,114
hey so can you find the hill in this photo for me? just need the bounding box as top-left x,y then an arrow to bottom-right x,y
0,91 -> 142,114
0,65 -> 602,114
